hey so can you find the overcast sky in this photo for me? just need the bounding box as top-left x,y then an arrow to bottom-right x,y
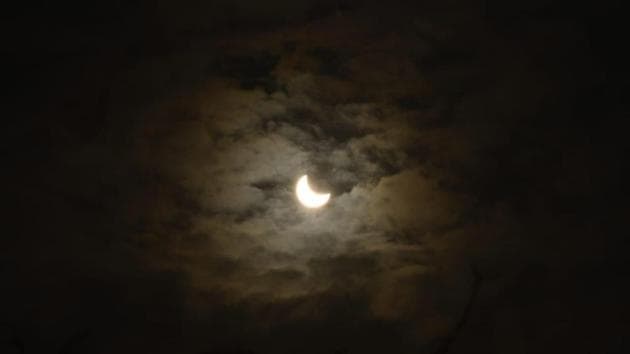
4,1 -> 629,354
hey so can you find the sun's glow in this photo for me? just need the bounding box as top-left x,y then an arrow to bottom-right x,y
296,175 -> 330,208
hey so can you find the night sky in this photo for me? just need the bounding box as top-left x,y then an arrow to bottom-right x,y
4,1 -> 630,353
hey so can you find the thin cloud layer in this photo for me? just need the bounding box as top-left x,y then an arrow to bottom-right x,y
118,15 -> 492,338
6,2 -> 623,353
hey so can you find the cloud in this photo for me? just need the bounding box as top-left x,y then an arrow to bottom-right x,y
117,14 -> 485,319
367,168 -> 464,234
6,1 -> 624,353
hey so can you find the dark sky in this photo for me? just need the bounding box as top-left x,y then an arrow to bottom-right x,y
3,1 -> 630,353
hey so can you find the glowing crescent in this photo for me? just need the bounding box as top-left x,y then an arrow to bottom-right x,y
296,175 -> 330,208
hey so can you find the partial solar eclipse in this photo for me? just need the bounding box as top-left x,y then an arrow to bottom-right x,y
296,175 -> 330,208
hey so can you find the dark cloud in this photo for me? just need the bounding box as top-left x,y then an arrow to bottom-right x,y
5,1 -> 629,353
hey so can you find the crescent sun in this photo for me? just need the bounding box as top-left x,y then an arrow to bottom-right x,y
296,175 -> 331,208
